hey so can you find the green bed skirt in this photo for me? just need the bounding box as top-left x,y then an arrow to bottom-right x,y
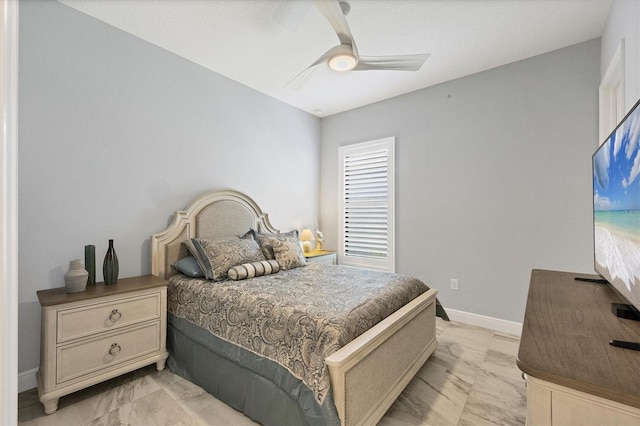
167,312 -> 341,426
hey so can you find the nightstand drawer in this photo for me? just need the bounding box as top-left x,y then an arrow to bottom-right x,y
57,292 -> 161,343
305,251 -> 337,265
57,321 -> 160,384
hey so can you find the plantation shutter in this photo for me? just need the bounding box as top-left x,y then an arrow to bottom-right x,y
338,137 -> 395,271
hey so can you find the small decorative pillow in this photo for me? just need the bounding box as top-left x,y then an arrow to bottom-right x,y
227,260 -> 280,281
172,256 -> 205,278
183,236 -> 266,280
253,230 -> 276,260
256,230 -> 306,270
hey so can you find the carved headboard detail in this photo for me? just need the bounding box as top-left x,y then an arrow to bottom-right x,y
150,189 -> 279,279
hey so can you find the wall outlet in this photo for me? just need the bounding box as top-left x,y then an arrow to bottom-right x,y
450,278 -> 459,290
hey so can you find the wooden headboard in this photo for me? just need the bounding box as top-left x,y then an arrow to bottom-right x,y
150,189 -> 279,279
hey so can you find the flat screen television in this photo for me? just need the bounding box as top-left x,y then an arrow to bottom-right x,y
592,98 -> 640,324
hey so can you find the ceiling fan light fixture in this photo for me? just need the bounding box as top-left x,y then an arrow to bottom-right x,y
328,53 -> 357,72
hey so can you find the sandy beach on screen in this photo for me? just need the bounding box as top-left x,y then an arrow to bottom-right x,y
595,226 -> 640,307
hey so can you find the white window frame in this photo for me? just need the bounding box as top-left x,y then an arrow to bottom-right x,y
1,0 -> 19,423
599,39 -> 625,144
338,137 -> 395,272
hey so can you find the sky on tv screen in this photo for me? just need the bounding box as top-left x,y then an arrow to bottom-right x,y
594,105 -> 640,212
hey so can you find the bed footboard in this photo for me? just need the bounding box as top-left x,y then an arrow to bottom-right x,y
326,288 -> 438,426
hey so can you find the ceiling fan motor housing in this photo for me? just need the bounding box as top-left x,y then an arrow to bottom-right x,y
329,52 -> 357,71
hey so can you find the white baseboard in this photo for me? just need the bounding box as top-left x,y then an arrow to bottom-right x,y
18,368 -> 38,393
446,308 -> 522,337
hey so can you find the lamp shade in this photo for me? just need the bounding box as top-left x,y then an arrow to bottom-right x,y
299,229 -> 315,242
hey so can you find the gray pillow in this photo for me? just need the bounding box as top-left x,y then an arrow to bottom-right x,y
253,229 -> 275,260
172,256 -> 205,278
256,230 -> 306,270
184,236 -> 266,280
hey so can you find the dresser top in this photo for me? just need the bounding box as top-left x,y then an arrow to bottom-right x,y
517,269 -> 640,408
37,274 -> 167,306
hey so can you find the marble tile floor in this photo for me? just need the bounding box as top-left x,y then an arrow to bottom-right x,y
18,319 -> 526,426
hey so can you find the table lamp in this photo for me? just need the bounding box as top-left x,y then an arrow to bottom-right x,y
299,229 -> 315,253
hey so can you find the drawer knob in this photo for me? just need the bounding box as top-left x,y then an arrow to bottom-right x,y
109,343 -> 122,356
109,309 -> 122,322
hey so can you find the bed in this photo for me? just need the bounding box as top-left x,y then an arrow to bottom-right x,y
150,189 -> 439,426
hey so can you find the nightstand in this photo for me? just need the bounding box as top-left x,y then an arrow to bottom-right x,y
304,250 -> 337,265
36,275 -> 169,414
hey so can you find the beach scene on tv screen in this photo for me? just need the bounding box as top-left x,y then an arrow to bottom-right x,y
593,104 -> 640,309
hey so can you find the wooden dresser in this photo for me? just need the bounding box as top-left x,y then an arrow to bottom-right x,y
36,275 -> 169,414
517,269 -> 640,425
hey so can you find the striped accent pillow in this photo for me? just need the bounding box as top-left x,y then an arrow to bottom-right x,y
227,260 -> 280,281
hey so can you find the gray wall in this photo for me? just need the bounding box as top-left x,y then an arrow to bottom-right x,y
319,39 -> 601,323
18,0 -> 319,373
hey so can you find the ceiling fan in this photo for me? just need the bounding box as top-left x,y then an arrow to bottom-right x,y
287,0 -> 430,89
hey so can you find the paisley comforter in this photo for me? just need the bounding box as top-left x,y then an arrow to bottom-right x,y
167,262 -> 429,403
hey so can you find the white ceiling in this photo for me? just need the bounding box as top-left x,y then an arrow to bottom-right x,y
58,0 -> 613,117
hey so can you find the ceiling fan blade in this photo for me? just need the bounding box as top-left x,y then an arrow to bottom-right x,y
285,45 -> 348,89
285,65 -> 319,91
313,0 -> 359,58
355,54 -> 430,71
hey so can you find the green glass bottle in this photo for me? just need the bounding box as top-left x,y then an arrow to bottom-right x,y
84,244 -> 95,285
103,239 -> 119,285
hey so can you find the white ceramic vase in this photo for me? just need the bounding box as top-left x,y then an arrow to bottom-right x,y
65,259 -> 88,293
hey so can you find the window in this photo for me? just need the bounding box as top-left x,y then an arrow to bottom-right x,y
338,137 -> 395,272
599,39 -> 625,144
